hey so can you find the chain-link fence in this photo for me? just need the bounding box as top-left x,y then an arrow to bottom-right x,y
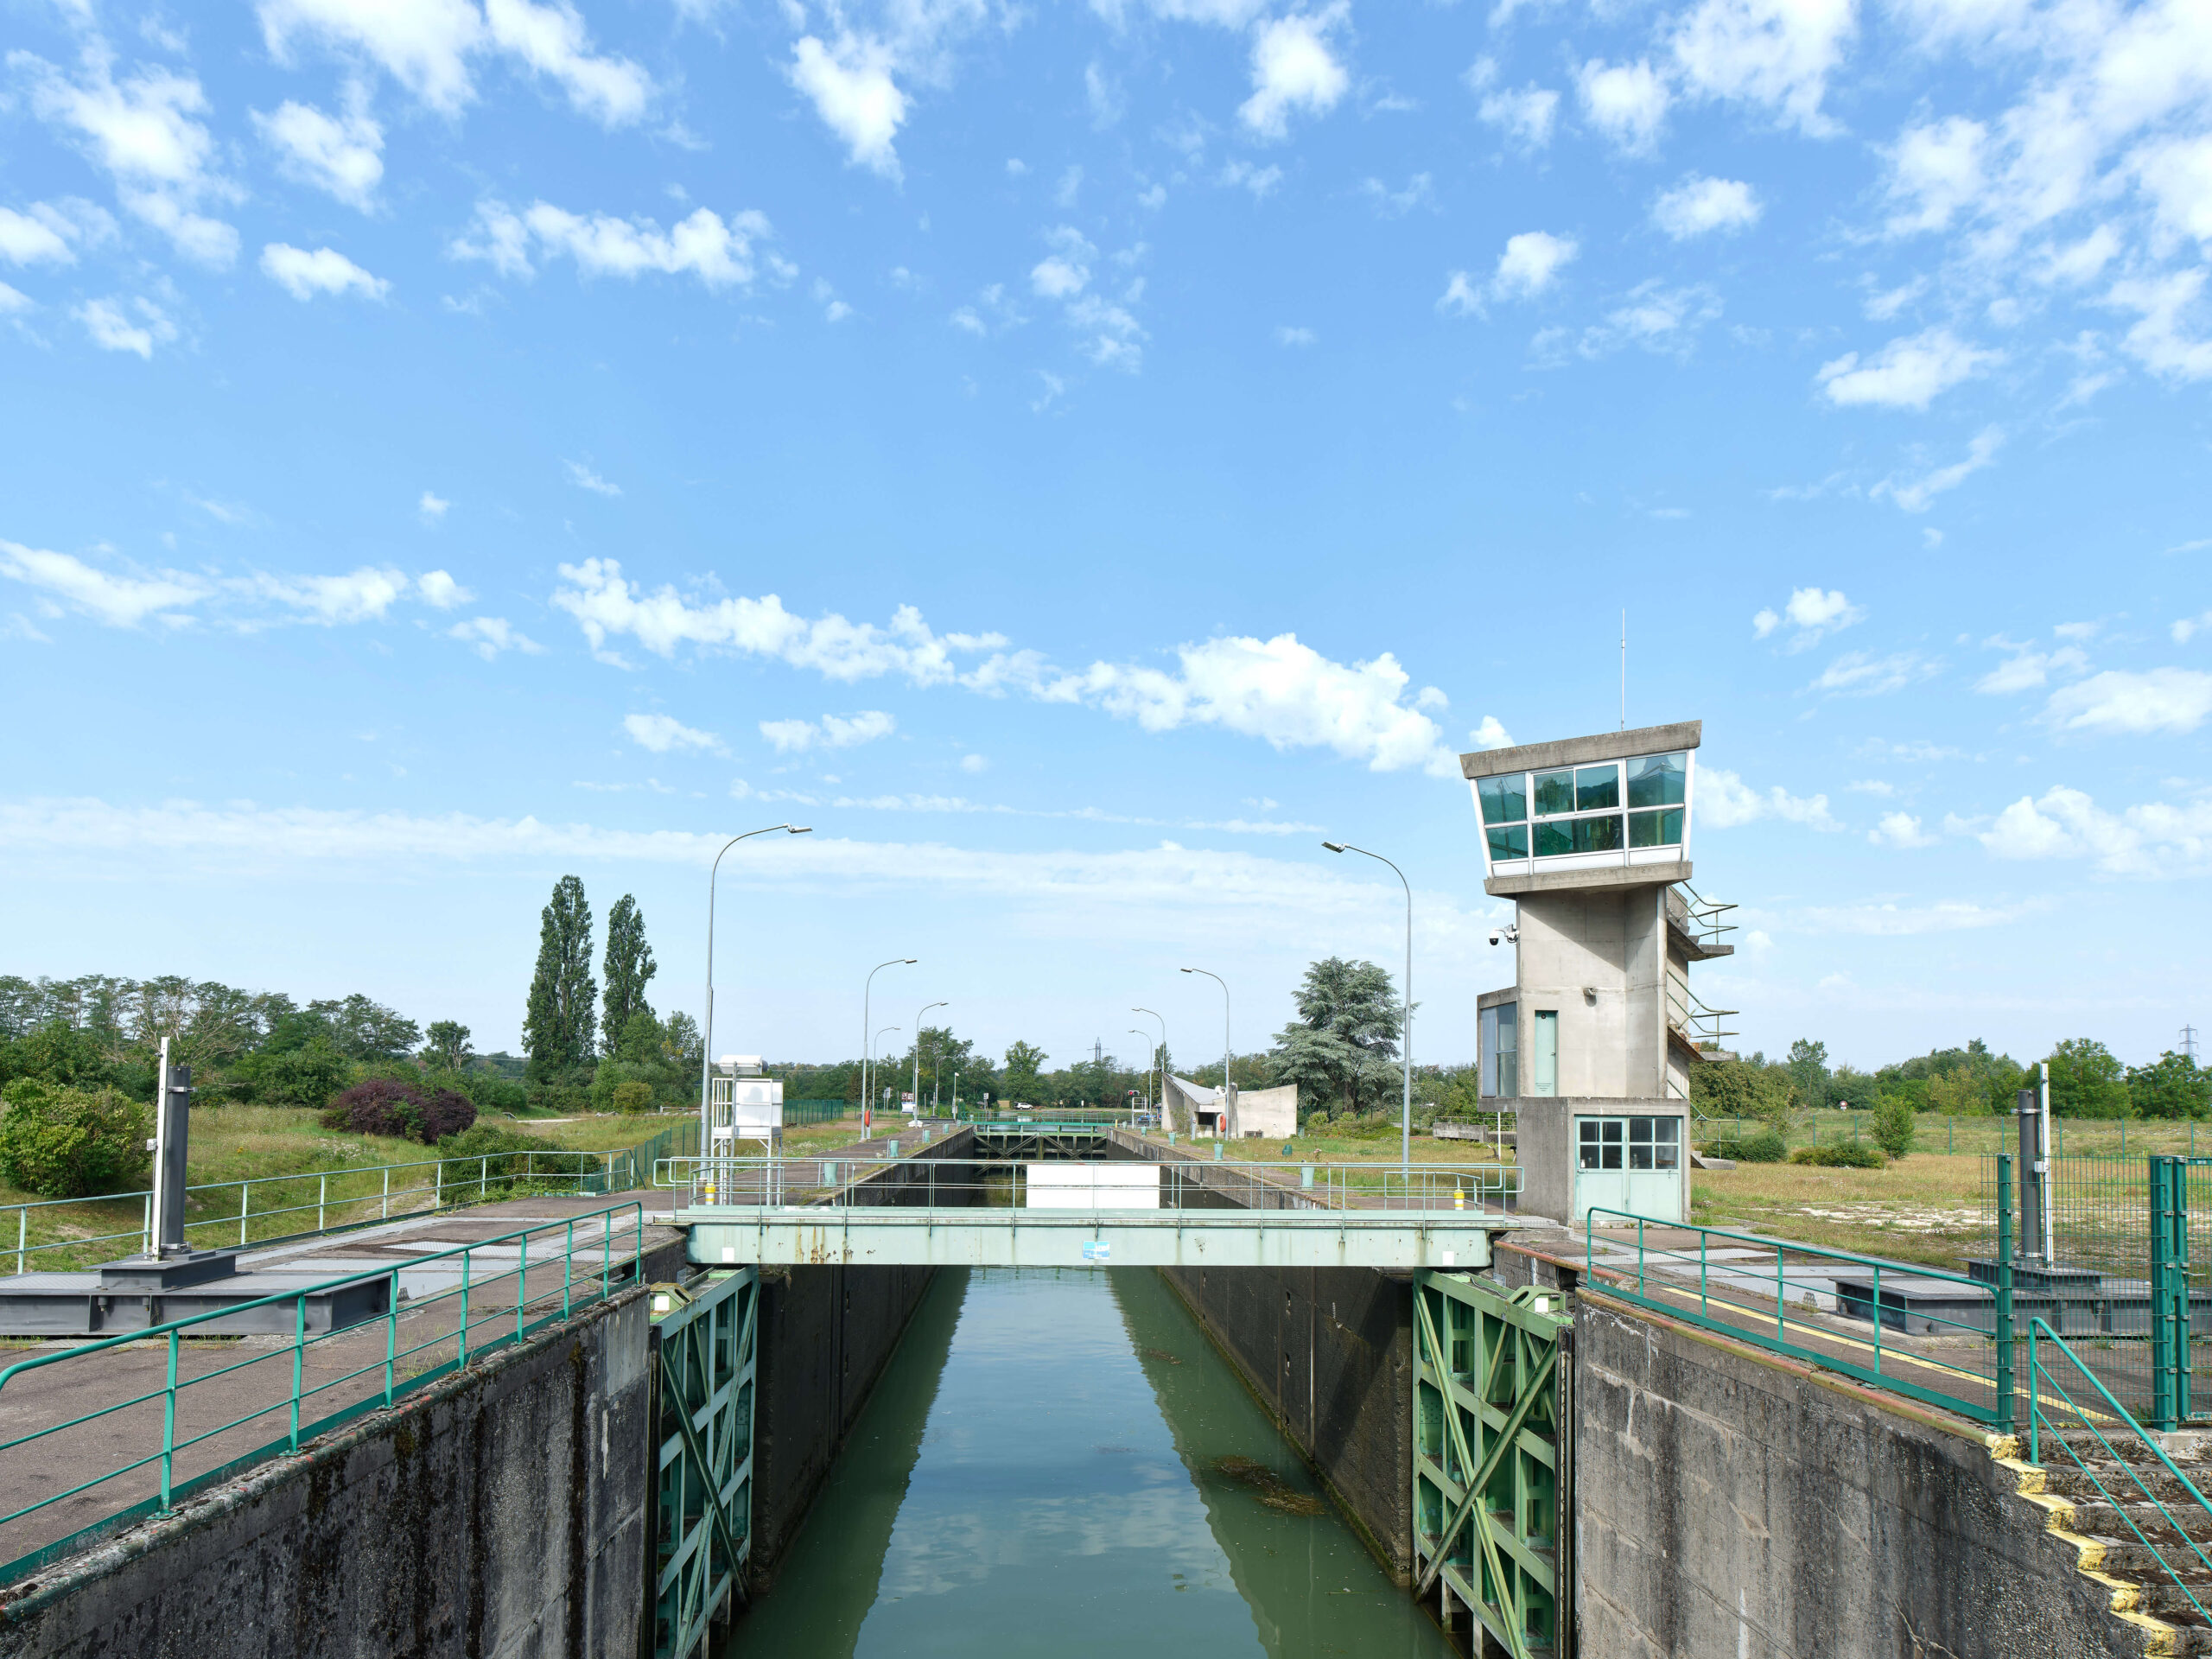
1980,1153 -> 2212,1427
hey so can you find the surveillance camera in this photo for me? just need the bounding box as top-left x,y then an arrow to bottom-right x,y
1488,929 -> 1502,946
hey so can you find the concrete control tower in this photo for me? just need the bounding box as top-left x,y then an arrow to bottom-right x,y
1461,720 -> 1736,1224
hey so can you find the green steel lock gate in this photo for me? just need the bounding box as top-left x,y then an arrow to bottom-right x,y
1413,1270 -> 1575,1658
646,1268 -> 758,1659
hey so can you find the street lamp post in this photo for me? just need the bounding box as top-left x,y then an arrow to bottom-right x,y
861,958 -> 917,1136
1134,1007 -> 1166,1132
871,1027 -> 901,1137
700,824 -> 811,1150
1179,969 -> 1230,1137
913,1001 -> 947,1122
1324,840 -> 1414,1172
1128,1029 -> 1154,1121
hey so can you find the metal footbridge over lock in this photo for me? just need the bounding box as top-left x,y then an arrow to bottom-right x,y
664,1125 -> 1523,1272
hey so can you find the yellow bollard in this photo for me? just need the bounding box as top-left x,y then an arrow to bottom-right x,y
1453,1185 -> 1466,1211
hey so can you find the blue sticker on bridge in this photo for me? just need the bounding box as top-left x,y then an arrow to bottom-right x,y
1082,1242 -> 1111,1262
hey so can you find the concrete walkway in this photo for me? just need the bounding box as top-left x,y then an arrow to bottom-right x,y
0,1192 -> 682,1575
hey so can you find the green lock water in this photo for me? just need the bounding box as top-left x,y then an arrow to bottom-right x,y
723,1267 -> 1452,1658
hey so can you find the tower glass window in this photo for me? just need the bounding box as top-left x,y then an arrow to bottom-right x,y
1532,769 -> 1575,817
1478,776 -> 1527,825
1472,745 -> 1695,871
1627,753 -> 1687,809
1575,765 -> 1619,811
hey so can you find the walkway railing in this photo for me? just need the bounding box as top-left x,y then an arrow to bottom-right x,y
0,1200 -> 652,1589
661,1154 -> 1522,1213
2028,1316 -> 2212,1624
4,1124 -> 695,1276
1585,1207 -> 2016,1427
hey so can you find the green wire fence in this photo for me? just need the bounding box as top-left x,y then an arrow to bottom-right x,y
0,1199 -> 652,1589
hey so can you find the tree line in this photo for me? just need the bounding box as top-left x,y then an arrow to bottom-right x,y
1692,1035 -> 2212,1123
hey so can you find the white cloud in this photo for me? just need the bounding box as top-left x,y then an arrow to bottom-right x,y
1239,5 -> 1351,141
448,616 -> 541,659
1808,651 -> 1939,695
961,753 -> 988,773
1974,642 -> 2087,693
1696,766 -> 1842,830
789,34 -> 906,179
261,243 -> 390,302
0,201 -> 109,267
258,0 -> 647,126
1220,160 -> 1284,200
1872,426 -> 2004,512
1574,59 -> 1669,155
2173,611 -> 2212,644
1473,73 -> 1559,149
1359,174 -> 1433,217
564,460 -> 621,496
1468,715 -> 1514,748
1882,117 -> 1987,236
416,569 -> 471,607
759,709 -> 897,753
1751,585 -> 1864,646
419,491 -> 451,522
2105,270 -> 2212,382
1816,329 -> 1998,409
1548,281 -> 1721,359
0,540 -> 208,626
74,296 -> 176,358
1652,175 -> 1762,238
239,567 -> 412,626
1493,231 -> 1578,300
2041,668 -> 2212,734
623,713 -> 726,754
1669,0 -> 1853,135
484,0 -> 652,126
1867,810 -> 1937,848
1980,785 -> 2212,877
2137,136 -> 2212,248
17,45 -> 238,265
1030,226 -> 1093,299
1276,325 -> 1317,346
0,283 -> 30,315
452,200 -> 775,290
252,97 -> 384,211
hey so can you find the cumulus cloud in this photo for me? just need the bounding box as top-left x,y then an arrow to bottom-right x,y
1438,232 -> 1577,316
1980,785 -> 2212,877
17,44 -> 238,265
550,560 -> 1459,773
419,491 -> 451,522
1866,810 -> 1938,849
1466,60 -> 1558,149
1239,6 -> 1351,140
258,0 -> 650,127
789,33 -> 906,179
2042,668 -> 2212,735
0,543 -> 479,632
1974,640 -> 2087,693
759,710 -> 898,753
1696,766 -> 1842,830
0,200 -> 111,267
448,617 -> 541,659
2105,270 -> 2212,382
1574,59 -> 1669,155
1816,329 -> 1999,410
253,96 -> 384,211
261,243 -> 390,302
623,713 -> 726,754
564,461 -> 621,496
0,540 -> 208,626
1652,175 -> 1763,238
1808,651 -> 1940,696
450,199 -> 775,289
1872,427 -> 2004,512
1668,0 -> 1854,135
1751,586 -> 1863,647
73,296 -> 177,358
1468,715 -> 1515,748
416,569 -> 471,607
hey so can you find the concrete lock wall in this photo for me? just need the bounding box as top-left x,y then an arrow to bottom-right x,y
1567,1285 -> 2145,1659
1157,1263 -> 1415,1579
0,1237 -> 688,1659
744,1262 -> 938,1593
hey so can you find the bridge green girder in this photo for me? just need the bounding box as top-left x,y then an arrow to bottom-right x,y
647,1268 -> 757,1659
1413,1270 -> 1575,1658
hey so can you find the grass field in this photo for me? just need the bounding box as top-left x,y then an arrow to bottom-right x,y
1686,1154 -> 1993,1270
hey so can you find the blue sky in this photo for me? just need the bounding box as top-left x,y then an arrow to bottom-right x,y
1,0 -> 2208,1076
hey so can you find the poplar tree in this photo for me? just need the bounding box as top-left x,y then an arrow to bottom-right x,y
602,894 -> 657,1044
523,875 -> 596,1078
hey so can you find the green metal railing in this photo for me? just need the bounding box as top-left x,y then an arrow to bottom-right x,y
2028,1315 -> 2212,1624
1586,1197 -> 2017,1427
1,1147 -> 645,1277
0,1200 -> 651,1588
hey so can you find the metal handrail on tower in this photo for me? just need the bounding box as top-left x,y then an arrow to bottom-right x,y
1664,974 -> 1738,1048
1667,881 -> 1738,949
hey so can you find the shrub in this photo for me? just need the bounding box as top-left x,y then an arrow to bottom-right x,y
436,1122 -> 594,1196
323,1077 -> 477,1145
1872,1095 -> 1916,1159
1715,1128 -> 1788,1163
0,1078 -> 152,1198
1789,1141 -> 1885,1169
613,1080 -> 652,1114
